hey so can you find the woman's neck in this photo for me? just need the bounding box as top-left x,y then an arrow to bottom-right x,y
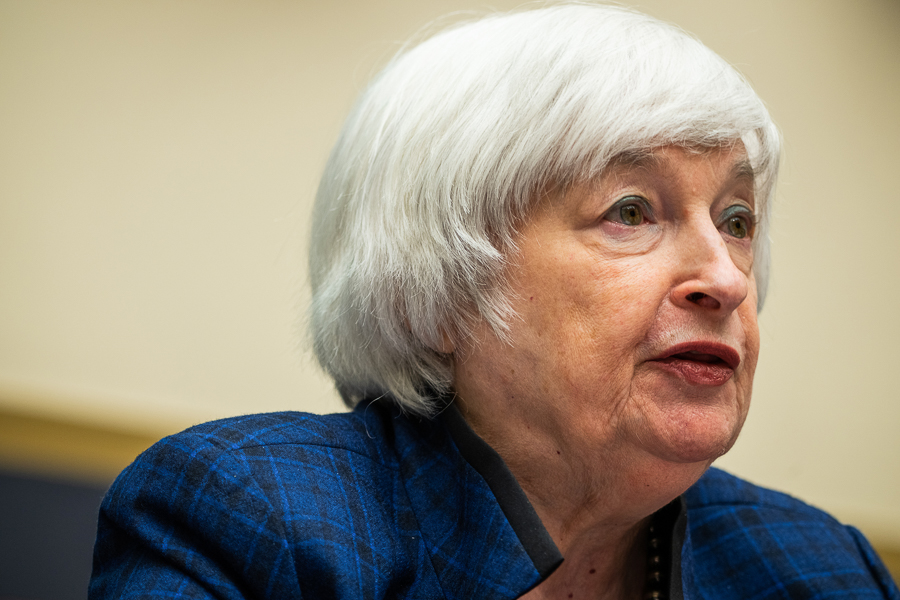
456,401 -> 702,599
519,513 -> 650,600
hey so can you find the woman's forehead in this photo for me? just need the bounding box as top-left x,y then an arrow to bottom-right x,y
556,144 -> 757,205
606,144 -> 753,180
531,144 -> 755,218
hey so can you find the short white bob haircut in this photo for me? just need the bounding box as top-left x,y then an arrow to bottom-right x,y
309,3 -> 780,416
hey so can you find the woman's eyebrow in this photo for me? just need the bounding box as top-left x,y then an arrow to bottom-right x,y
731,158 -> 755,186
609,149 -> 659,171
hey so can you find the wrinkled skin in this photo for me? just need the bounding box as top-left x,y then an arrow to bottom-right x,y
451,145 -> 760,599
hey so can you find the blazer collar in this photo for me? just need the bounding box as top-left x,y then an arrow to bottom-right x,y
384,399 -> 687,598
439,402 -> 687,599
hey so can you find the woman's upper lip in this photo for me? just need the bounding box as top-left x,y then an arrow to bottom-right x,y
652,341 -> 741,370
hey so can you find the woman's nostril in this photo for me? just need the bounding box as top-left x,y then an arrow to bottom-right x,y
684,291 -> 722,310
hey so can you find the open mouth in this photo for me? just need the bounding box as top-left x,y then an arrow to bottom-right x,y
650,344 -> 740,386
660,351 -> 728,366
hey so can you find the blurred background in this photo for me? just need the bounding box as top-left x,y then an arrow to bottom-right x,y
0,0 -> 898,598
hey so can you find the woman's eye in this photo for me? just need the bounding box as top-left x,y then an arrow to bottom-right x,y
720,206 -> 756,239
726,216 -> 749,238
605,196 -> 649,226
619,204 -> 643,226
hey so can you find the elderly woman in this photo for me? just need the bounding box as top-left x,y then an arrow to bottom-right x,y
90,4 -> 898,600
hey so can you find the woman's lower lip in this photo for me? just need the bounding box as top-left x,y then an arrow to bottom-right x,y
651,357 -> 734,386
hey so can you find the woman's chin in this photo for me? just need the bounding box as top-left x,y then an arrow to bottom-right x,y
623,373 -> 749,464
637,401 -> 747,465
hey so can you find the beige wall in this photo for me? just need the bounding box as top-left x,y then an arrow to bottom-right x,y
1,1 -> 898,547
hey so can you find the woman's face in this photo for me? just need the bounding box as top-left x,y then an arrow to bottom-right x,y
453,144 -> 760,473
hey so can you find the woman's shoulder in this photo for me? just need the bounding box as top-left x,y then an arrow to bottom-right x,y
102,408 -> 403,525
683,467 -> 899,599
131,403 -> 406,474
687,466 -> 834,518
100,405 -> 413,544
167,408 -> 390,457
91,404 -> 434,599
684,466 -> 857,553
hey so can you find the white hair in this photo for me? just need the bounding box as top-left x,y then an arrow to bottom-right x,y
309,3 -> 781,415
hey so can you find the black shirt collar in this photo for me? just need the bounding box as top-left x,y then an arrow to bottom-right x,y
440,401 -> 685,597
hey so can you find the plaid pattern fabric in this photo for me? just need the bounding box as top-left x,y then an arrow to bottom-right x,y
90,402 -> 899,599
90,403 -> 542,600
683,468 -> 899,599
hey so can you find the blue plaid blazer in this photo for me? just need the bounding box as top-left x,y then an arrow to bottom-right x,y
90,401 -> 899,599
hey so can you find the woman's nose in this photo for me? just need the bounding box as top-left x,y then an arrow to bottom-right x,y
669,225 -> 749,315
